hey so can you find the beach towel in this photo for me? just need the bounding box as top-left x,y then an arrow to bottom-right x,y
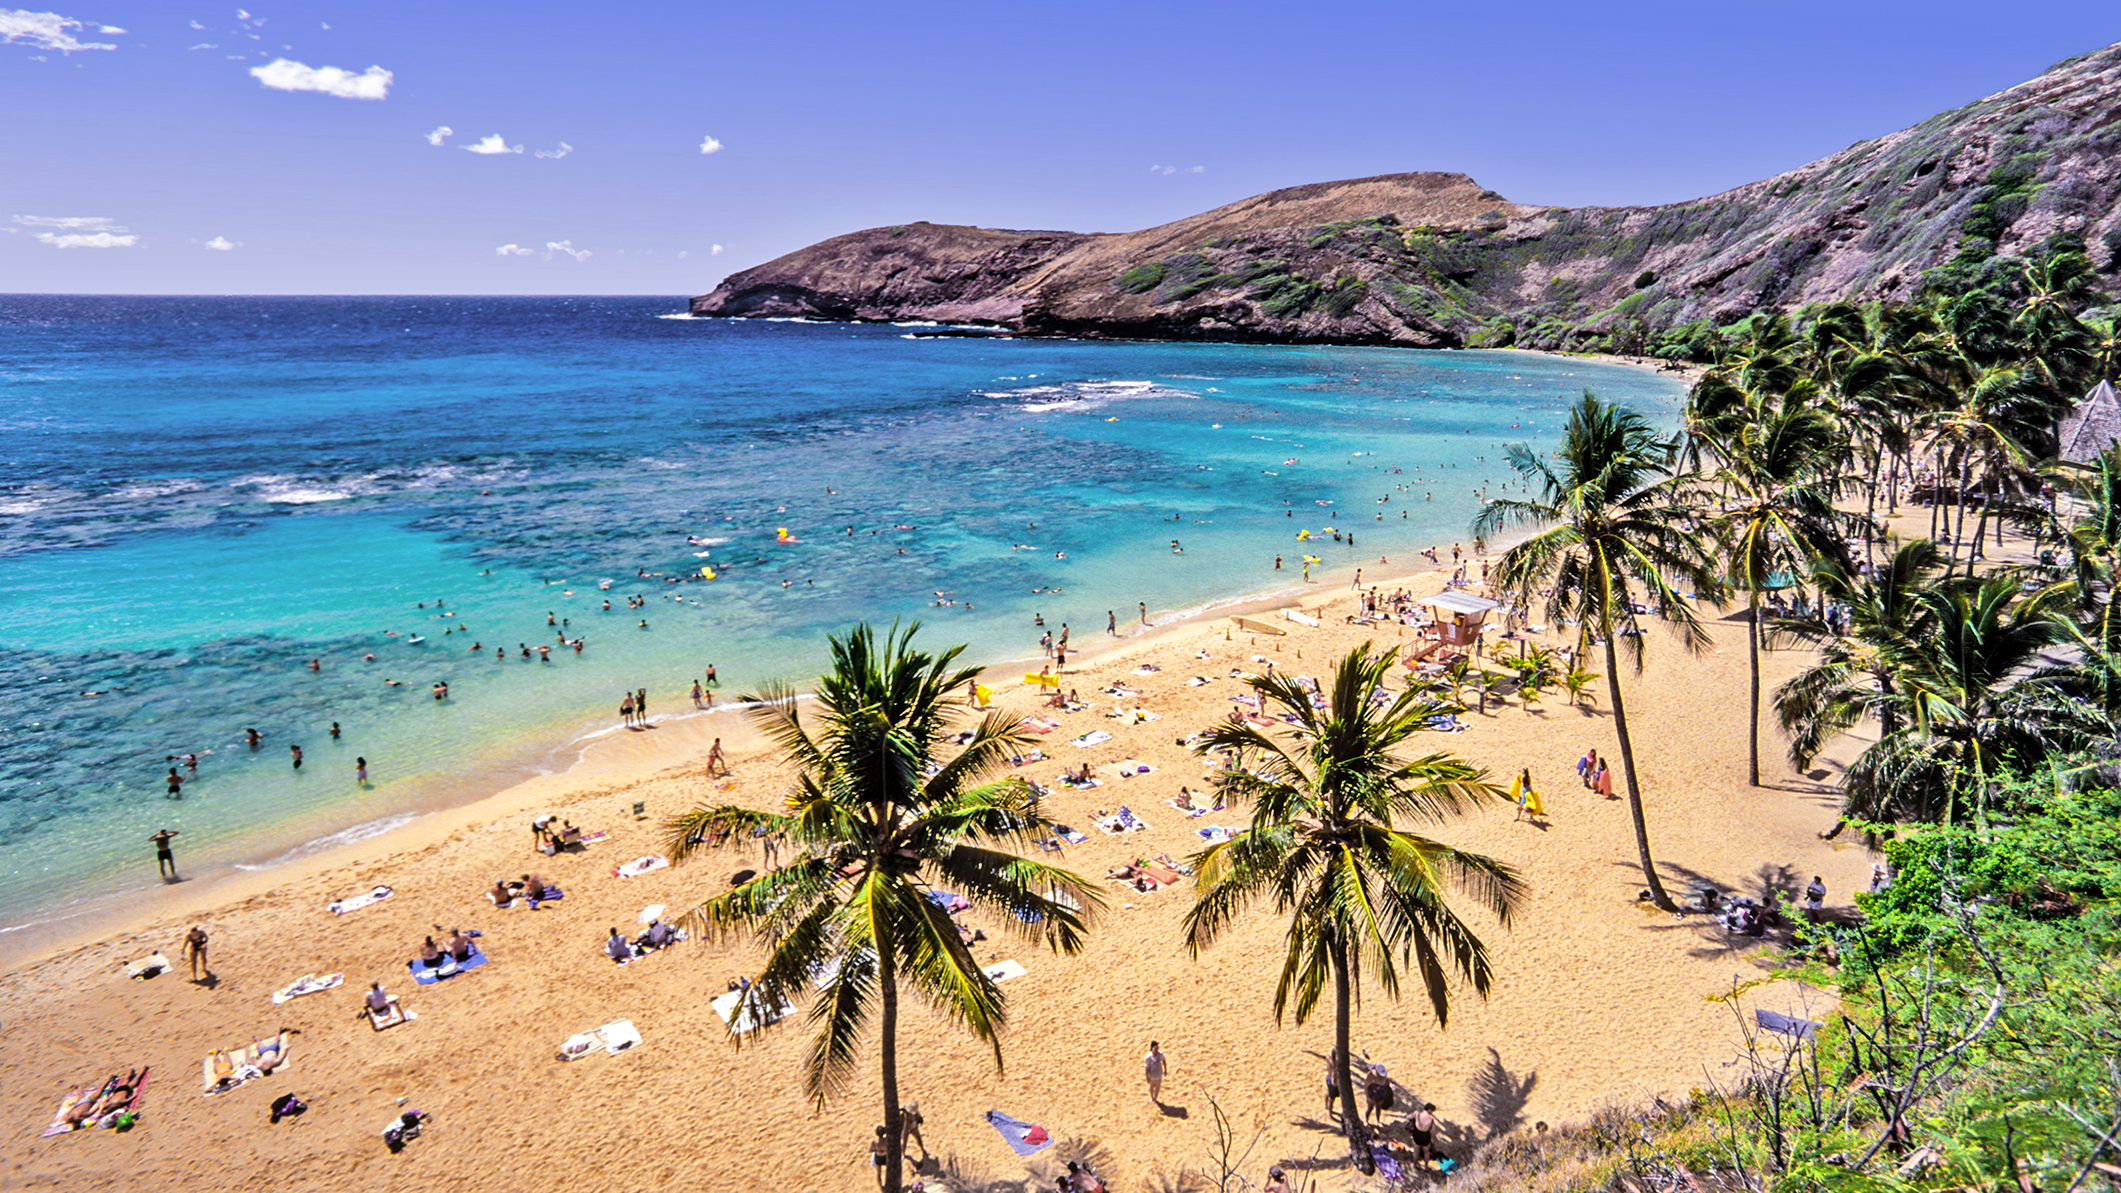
1053,825 -> 1088,844
202,1042 -> 277,1095
710,987 -> 794,1035
1185,676 -> 1211,687
1069,730 -> 1113,748
48,1068 -> 150,1133
1140,863 -> 1185,887
1095,809 -> 1150,835
1010,749 -> 1047,767
1106,759 -> 1153,777
1022,716 -> 1058,734
609,928 -> 688,965
125,952 -> 170,980
613,855 -> 668,878
1755,1009 -> 1821,1040
328,885 -> 393,915
40,1087 -> 96,1136
1056,773 -> 1102,790
984,1110 -> 1053,1156
559,1018 -> 642,1061
983,960 -> 1027,983
1370,1143 -> 1403,1180
270,972 -> 344,1004
407,947 -> 488,984
924,890 -> 972,915
367,1002 -> 417,1031
1099,684 -> 1141,698
1131,665 -> 1160,675
1197,826 -> 1239,844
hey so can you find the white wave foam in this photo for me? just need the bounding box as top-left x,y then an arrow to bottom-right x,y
656,312 -> 701,320
231,814 -> 418,870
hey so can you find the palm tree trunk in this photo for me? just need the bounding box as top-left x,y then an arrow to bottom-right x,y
1604,631 -> 1674,910
1331,934 -> 1371,1173
880,944 -> 905,1193
1748,589 -> 1762,787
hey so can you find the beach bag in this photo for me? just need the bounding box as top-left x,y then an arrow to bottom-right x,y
269,1094 -> 306,1124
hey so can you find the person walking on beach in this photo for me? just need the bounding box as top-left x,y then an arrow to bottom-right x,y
1107,611 -> 1117,636
166,768 -> 184,798
619,691 -> 635,728
706,737 -> 729,777
692,679 -> 703,709
150,828 -> 181,879
1144,1040 -> 1167,1106
1576,748 -> 1599,787
182,925 -> 209,981
636,688 -> 648,724
869,1125 -> 888,1188
1139,601 -> 1147,626
1593,758 -> 1615,800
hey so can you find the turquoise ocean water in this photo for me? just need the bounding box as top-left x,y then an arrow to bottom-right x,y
0,295 -> 1684,940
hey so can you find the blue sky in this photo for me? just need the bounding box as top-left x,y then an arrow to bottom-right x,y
3,2 -> 2115,296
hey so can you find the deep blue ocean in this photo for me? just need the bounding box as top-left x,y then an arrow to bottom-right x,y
0,294 -> 1684,940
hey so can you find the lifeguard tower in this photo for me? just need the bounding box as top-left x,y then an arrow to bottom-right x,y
1421,591 -> 1502,652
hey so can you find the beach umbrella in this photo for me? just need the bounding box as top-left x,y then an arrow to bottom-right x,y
983,1110 -> 1052,1156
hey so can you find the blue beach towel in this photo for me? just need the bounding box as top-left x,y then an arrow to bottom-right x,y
983,1109 -> 1052,1156
407,947 -> 489,985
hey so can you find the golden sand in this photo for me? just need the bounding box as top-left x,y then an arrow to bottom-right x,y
0,557 -> 1874,1192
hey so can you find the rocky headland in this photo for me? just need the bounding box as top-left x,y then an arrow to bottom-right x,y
692,42 -> 2121,353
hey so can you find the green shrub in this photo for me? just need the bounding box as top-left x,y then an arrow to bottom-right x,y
1115,262 -> 1167,294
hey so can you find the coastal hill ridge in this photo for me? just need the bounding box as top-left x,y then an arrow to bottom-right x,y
693,41 -> 2121,351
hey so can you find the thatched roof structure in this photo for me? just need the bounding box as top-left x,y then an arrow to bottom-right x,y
2057,379 -> 2121,463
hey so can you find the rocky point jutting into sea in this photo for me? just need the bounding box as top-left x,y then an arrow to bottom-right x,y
692,41 -> 2121,353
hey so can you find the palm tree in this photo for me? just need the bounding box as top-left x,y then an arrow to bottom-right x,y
1183,643 -> 1523,1172
664,622 -> 1099,1193
1788,572 -> 2094,826
1772,537 -> 1944,784
1702,379 -> 1859,785
1474,391 -> 1726,910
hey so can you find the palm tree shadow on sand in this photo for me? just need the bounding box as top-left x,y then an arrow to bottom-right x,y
1467,1047 -> 1538,1140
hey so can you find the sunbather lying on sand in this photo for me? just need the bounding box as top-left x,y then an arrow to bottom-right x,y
252,1028 -> 295,1074
62,1071 -> 140,1128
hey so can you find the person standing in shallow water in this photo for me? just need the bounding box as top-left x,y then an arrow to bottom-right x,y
150,828 -> 181,879
355,757 -> 369,787
635,688 -> 648,724
290,744 -> 303,770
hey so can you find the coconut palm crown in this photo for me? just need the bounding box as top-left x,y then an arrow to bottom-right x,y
1183,642 -> 1524,1173
663,621 -> 1099,1193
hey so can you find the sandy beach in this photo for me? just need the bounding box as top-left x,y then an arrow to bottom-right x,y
0,535 -> 1878,1193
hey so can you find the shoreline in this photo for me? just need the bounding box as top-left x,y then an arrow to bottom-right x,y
1,343 -> 1681,972
0,508 -> 1872,1192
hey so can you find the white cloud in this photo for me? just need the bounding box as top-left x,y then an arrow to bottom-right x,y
1148,164 -> 1206,176
698,135 -> 722,155
37,231 -> 138,248
463,134 -> 521,155
495,243 -> 534,257
14,214 -> 120,229
203,235 -> 237,251
236,8 -> 250,18
0,9 -> 118,52
423,125 -> 453,147
676,250 -> 688,259
1187,166 -> 1205,174
249,58 -> 393,100
533,141 -> 573,159
190,19 -> 205,29
711,244 -> 724,256
188,42 -> 217,49
545,240 -> 590,262
97,24 -> 125,33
